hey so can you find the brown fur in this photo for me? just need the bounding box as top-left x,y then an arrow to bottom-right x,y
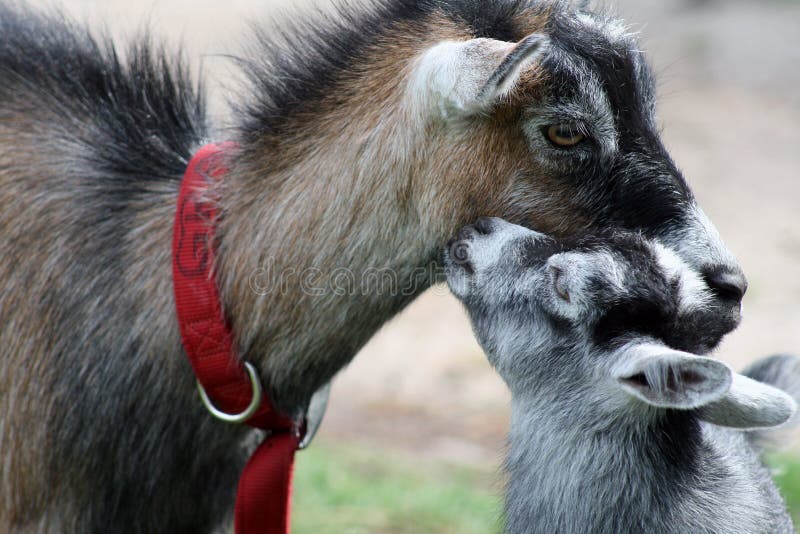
0,2 -> 743,531
217,11 -> 574,410
0,9 -> 570,529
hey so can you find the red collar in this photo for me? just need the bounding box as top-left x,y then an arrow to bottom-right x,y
172,143 -> 297,534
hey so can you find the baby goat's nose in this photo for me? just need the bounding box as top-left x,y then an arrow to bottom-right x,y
474,217 -> 498,235
703,268 -> 748,303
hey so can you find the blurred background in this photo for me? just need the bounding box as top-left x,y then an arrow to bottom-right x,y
27,0 -> 800,531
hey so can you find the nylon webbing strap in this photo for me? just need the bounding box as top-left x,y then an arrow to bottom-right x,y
173,143 -> 298,534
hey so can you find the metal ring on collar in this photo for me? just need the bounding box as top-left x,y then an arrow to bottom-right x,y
197,361 -> 263,424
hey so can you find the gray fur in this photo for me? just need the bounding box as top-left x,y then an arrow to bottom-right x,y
445,218 -> 798,533
0,0 -> 753,530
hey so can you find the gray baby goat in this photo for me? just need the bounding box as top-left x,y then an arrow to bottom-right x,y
444,217 -> 799,534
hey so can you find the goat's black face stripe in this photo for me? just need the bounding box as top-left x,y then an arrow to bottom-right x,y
593,297 -> 675,348
516,237 -> 563,268
594,253 -> 678,348
545,16 -> 695,235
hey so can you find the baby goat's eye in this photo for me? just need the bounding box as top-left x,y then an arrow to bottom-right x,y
545,124 -> 586,147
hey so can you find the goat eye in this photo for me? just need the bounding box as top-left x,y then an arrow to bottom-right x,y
545,124 -> 586,147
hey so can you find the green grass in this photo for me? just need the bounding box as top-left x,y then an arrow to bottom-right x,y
768,455 -> 800,525
294,444 -> 800,533
293,442 -> 502,534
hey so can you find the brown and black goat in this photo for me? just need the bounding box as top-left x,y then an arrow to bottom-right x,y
0,0 -> 747,531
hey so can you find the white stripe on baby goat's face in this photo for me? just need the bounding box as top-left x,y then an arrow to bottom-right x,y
651,242 -> 714,314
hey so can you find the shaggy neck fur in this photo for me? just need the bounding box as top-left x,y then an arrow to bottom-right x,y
504,385 -> 786,533
216,15 -> 536,411
0,4 -> 549,528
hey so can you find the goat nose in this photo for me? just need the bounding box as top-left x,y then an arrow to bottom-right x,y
703,268 -> 748,303
474,217 -> 496,235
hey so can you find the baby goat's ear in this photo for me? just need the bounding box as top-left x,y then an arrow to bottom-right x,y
412,34 -> 548,117
698,374 -> 797,429
544,252 -> 612,318
613,344 -> 732,410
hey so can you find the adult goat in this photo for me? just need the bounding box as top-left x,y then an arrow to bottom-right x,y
0,0 -> 747,531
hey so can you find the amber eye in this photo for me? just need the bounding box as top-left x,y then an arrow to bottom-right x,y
546,124 -> 586,147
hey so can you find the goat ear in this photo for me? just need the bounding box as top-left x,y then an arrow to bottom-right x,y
545,252 -> 611,314
413,34 -> 548,117
613,344 -> 732,410
547,253 -> 588,309
476,34 -> 548,105
698,373 -> 797,429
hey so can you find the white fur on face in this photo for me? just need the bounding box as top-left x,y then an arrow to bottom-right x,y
659,205 -> 740,277
470,220 -> 535,270
652,242 -> 713,313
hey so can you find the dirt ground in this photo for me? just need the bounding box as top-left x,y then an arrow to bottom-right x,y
26,0 -> 800,465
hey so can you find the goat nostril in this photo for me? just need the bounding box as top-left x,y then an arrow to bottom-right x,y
449,232 -> 474,274
474,217 -> 495,235
704,269 -> 748,303
457,225 -> 476,242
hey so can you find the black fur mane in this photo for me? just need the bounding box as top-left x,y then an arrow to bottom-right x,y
237,0 -> 565,143
0,0 -> 574,162
0,2 -> 206,184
